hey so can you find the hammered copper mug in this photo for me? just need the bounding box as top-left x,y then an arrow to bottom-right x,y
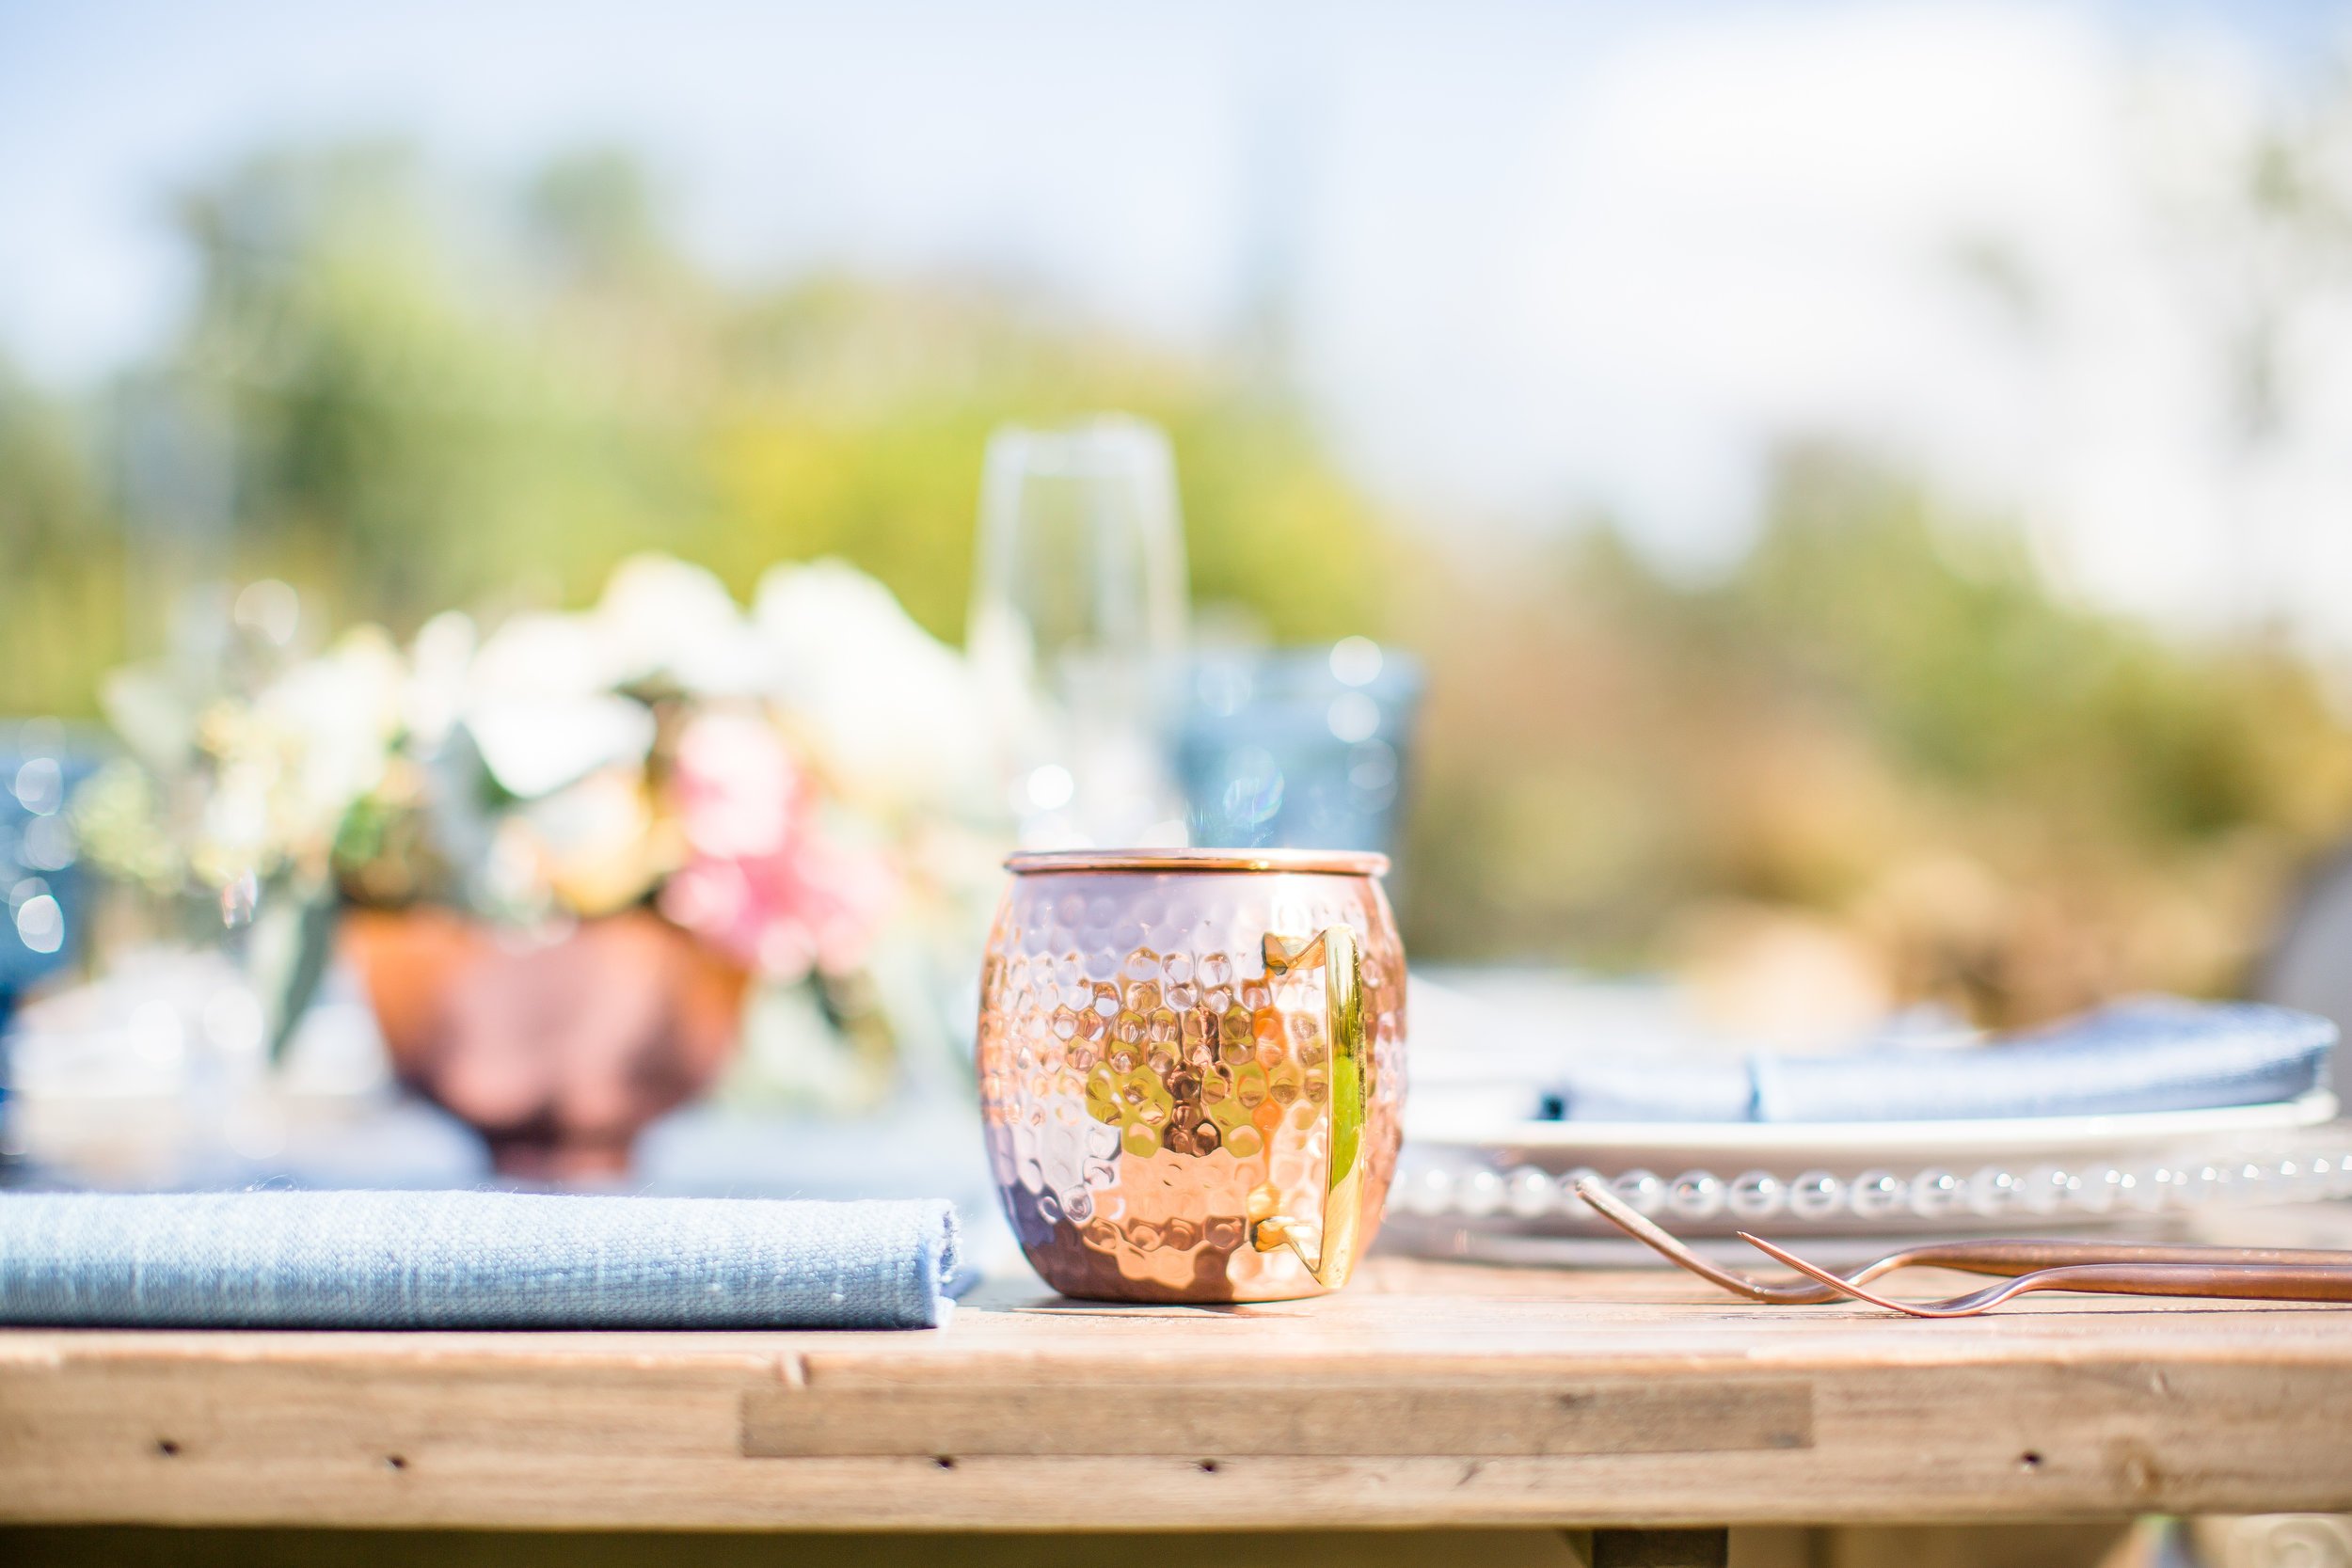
977,848 -> 1406,1302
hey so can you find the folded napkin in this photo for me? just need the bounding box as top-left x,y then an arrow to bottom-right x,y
1545,998 -> 2336,1123
0,1190 -> 959,1329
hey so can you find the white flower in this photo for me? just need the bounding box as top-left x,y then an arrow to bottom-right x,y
404,610 -> 477,750
595,553 -> 771,696
515,766 -> 666,915
257,626 -> 405,830
751,560 -> 992,817
465,696 -> 657,802
461,610 -> 652,800
467,610 -> 621,700
87,626 -> 407,893
451,556 -> 776,798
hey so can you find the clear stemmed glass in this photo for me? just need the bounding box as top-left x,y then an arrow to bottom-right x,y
968,416 -> 1190,848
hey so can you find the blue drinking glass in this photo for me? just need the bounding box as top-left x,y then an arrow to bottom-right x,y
1175,639 -> 1422,870
0,721 -> 94,1039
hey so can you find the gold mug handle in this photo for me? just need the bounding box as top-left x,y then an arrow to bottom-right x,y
1250,926 -> 1368,1289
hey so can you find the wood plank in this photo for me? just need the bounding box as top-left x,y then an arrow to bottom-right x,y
2,1256 -> 2350,1529
0,1526 -> 1597,1568
741,1376 -> 1814,1457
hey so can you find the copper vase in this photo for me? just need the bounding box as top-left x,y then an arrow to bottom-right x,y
977,848 -> 1406,1302
342,907 -> 748,1180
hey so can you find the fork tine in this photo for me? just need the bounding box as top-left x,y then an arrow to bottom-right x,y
1572,1177 -> 1837,1303
1736,1232 -> 1966,1317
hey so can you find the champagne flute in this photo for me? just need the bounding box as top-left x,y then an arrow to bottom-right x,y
968,417 -> 1189,848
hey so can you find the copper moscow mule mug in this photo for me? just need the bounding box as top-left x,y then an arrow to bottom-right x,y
977,848 -> 1406,1302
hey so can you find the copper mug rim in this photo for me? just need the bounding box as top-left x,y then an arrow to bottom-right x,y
1004,847 -> 1390,878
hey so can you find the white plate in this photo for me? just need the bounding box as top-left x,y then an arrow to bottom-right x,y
1406,1089 -> 2341,1170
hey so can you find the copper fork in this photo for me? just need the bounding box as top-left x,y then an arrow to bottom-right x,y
1738,1230 -> 2352,1317
1571,1176 -> 2352,1306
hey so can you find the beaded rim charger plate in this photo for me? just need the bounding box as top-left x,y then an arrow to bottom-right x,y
1388,1090 -> 2348,1241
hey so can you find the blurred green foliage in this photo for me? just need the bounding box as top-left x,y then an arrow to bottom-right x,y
1404,451 -> 2352,1022
0,362 -> 125,719
6,142 -> 2351,1022
66,142 -> 1386,658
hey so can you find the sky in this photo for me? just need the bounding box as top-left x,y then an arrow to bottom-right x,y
7,1 -> 2352,644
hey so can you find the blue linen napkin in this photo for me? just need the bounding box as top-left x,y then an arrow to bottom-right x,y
1544,998 -> 2336,1123
0,1190 -> 959,1329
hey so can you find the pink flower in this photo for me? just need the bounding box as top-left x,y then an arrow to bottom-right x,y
660,712 -> 898,980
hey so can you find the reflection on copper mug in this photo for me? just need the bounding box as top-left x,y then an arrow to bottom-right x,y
977,848 -> 1406,1302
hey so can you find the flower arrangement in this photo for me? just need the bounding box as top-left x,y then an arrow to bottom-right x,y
74,556 -> 1008,1169
70,598 -> 409,1057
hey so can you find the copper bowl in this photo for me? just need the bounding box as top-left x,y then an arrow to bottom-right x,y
342,907 -> 747,1180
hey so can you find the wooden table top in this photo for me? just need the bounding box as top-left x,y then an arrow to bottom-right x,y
5,1246 -> 2351,1532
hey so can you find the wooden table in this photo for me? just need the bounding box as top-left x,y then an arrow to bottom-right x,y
3,1251 -> 2349,1556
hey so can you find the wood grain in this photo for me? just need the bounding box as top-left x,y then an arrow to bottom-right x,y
3,1256 -> 2350,1529
741,1376 -> 1814,1457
